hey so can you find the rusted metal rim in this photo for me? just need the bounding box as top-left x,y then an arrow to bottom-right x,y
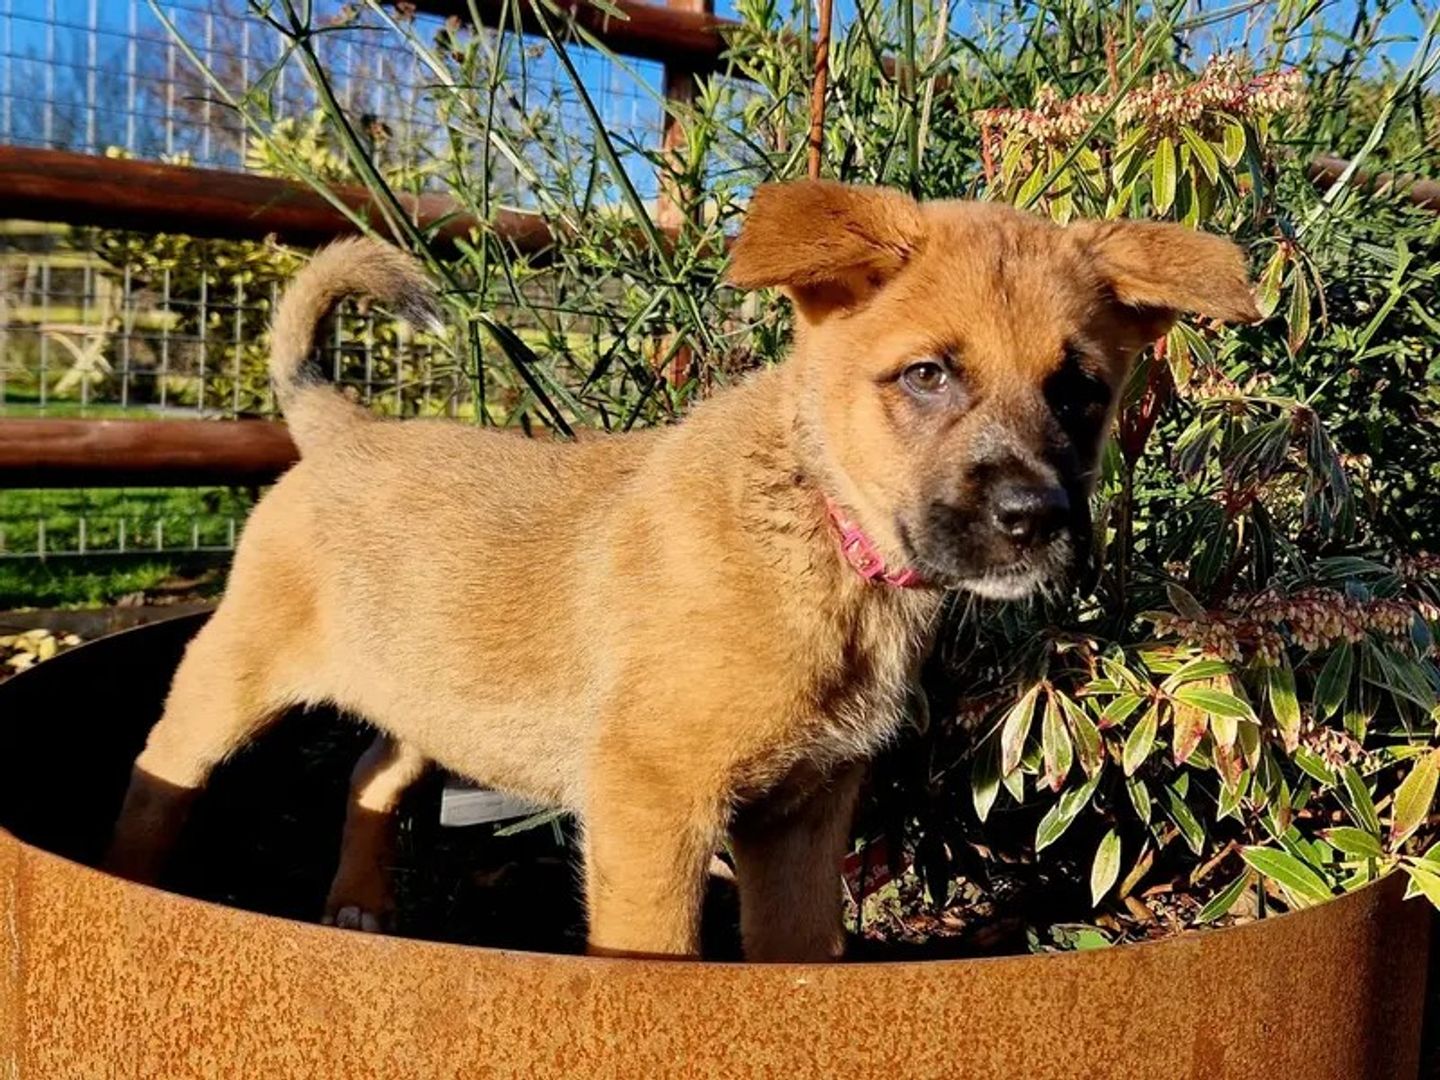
0,613 -> 1430,1078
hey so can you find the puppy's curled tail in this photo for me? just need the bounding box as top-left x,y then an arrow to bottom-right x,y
270,237 -> 441,453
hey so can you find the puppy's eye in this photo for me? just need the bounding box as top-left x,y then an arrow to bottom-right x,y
900,361 -> 950,397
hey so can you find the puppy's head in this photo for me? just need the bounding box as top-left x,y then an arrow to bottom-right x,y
728,181 -> 1259,599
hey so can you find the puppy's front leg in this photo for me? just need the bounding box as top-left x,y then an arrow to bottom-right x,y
583,759 -> 723,958
730,765 -> 863,962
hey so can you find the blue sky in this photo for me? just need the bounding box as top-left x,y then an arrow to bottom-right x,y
3,0 -> 1435,165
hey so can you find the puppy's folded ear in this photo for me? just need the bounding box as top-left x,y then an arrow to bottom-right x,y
1071,220 -> 1261,333
727,181 -> 925,322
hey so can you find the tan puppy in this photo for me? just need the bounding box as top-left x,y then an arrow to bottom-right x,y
106,181 -> 1258,960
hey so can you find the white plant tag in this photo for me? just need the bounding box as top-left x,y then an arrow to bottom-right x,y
439,778 -> 547,827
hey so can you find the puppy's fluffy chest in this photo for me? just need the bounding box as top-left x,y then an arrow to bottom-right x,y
797,585 -> 938,763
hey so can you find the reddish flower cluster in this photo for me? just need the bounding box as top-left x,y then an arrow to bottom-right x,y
973,85 -> 1110,150
1186,366 -> 1273,399
974,56 -> 1304,172
1114,56 -> 1303,136
1245,587 -> 1431,651
1149,586 -> 1435,662
1398,553 -> 1440,581
1147,611 -> 1285,665
1300,724 -> 1364,770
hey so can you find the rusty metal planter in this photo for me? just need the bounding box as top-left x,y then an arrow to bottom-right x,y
0,615 -> 1430,1079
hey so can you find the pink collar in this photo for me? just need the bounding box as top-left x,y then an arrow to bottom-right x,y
825,498 -> 928,589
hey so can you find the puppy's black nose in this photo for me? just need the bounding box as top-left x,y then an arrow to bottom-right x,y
990,483 -> 1070,548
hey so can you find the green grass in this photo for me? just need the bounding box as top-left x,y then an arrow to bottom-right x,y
0,486 -> 249,608
0,486 -> 252,552
0,556 -> 226,609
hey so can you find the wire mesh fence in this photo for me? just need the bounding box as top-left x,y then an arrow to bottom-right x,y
0,0 -> 666,187
1,0 -> 680,564
1,222 -> 468,419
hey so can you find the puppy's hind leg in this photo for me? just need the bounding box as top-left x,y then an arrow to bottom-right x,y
104,613 -> 292,883
323,733 -> 429,933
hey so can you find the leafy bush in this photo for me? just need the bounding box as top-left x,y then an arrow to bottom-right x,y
173,0 -> 1440,946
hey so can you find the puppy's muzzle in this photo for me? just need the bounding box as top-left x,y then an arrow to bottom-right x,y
912,471 -> 1086,600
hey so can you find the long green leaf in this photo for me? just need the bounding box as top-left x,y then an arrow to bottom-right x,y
1152,137 -> 1177,214
1041,692 -> 1073,791
1267,661 -> 1302,753
972,735 -> 1001,823
1219,118 -> 1247,167
1391,750 -> 1440,848
1060,695 -> 1104,778
1294,747 -> 1335,786
1324,827 -> 1384,860
1002,764 -> 1026,803
1286,264 -> 1312,356
1197,870 -> 1252,922
1090,830 -> 1122,906
1127,775 -> 1152,826
1180,125 -> 1220,184
1171,702 -> 1207,765
1174,685 -> 1256,721
1123,703 -> 1160,776
1164,783 -> 1206,855
1100,693 -> 1144,729
1217,773 -> 1246,821
1162,658 -> 1231,691
1255,247 -> 1287,319
478,315 -> 576,437
1241,846 -> 1333,905
1000,684 -> 1041,776
1403,864 -> 1440,907
1341,766 -> 1382,834
1035,776 -> 1101,853
1319,642 -> 1353,720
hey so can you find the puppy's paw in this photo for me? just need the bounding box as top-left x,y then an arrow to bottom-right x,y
322,868 -> 394,934
322,904 -> 385,934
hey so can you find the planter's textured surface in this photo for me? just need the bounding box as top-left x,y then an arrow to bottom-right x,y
0,614 -> 1431,1079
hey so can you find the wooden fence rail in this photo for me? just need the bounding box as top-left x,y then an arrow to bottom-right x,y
419,0 -> 736,71
0,147 -> 556,253
1306,155 -> 1440,213
0,420 -> 298,489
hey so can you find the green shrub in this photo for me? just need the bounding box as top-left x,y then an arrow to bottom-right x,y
168,0 -> 1440,943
